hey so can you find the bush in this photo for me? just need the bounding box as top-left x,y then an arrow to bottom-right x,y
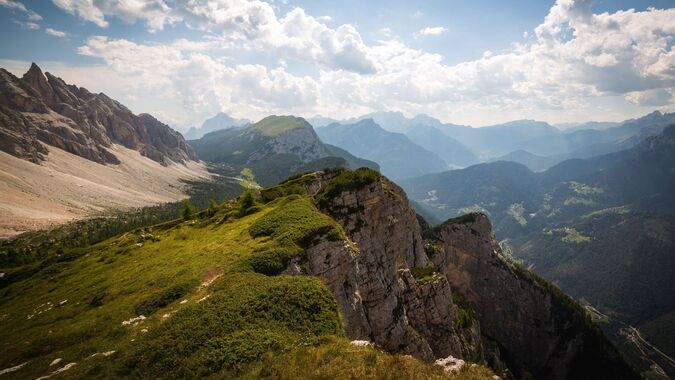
181,200 -> 196,221
315,168 -> 381,208
134,281 -> 195,316
247,246 -> 303,276
238,190 -> 259,217
249,197 -> 341,247
121,273 -> 343,378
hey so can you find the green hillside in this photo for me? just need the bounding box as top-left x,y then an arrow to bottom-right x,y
251,115 -> 310,137
0,174 -> 491,380
188,115 -> 378,187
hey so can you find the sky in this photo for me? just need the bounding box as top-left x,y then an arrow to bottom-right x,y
1,0 -> 674,131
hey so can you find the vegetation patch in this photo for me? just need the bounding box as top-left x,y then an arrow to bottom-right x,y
410,265 -> 445,285
452,293 -> 475,330
237,336 -> 496,379
246,246 -> 303,276
120,273 -> 343,378
134,281 -> 195,316
569,181 -> 604,195
315,168 -> 381,208
561,229 -> 591,244
507,202 -> 528,226
444,212 -> 481,225
249,196 -> 343,246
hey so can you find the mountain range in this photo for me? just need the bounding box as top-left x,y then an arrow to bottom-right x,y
400,125 -> 675,378
188,115 -> 379,186
0,168 -> 638,380
316,119 -> 448,180
0,63 -> 205,237
0,62 -> 671,379
183,113 -> 251,140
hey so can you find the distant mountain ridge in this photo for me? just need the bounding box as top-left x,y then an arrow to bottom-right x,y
400,124 -> 675,378
316,118 -> 448,179
189,115 -> 378,186
184,112 -> 251,140
0,63 -> 196,166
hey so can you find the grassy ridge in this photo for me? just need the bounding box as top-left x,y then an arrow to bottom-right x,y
0,184 -> 494,379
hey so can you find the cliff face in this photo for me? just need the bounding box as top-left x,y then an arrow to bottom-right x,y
0,63 -> 196,165
284,169 -> 637,379
247,121 -> 330,164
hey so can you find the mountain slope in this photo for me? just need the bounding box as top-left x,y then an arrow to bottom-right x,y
405,125 -> 479,168
0,63 -> 196,165
0,168 -> 636,379
488,150 -> 563,172
184,112 -> 250,140
316,119 -> 447,179
189,115 -> 378,186
401,125 -> 675,378
0,63 -> 208,237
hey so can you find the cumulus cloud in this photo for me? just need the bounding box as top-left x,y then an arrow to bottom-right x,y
416,26 -> 447,37
45,27 -> 68,37
0,0 -> 42,20
625,88 -> 674,107
50,0 -> 675,126
51,0 -> 172,31
51,0 -> 377,73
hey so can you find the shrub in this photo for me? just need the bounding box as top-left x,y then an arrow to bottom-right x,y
249,197 -> 341,247
315,168 -> 381,208
181,200 -> 196,220
238,190 -> 259,217
134,281 -> 195,316
247,246 -> 303,276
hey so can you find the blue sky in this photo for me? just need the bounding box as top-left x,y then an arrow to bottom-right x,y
1,0 -> 674,130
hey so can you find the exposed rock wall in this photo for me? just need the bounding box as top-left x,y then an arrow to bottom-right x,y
288,170 -> 637,379
298,173 -> 483,362
432,213 -> 638,380
0,63 -> 196,166
248,121 -> 330,163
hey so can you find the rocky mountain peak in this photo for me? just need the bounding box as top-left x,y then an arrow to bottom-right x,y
0,63 -> 196,166
278,169 -> 638,379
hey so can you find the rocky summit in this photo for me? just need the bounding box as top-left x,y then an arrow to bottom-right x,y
0,63 -> 196,166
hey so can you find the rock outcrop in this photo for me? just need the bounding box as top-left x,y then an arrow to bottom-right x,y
0,63 -> 196,165
247,118 -> 330,163
285,169 -> 638,379
287,171 -> 487,363
430,213 -> 638,380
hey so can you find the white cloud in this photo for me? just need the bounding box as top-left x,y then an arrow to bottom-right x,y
45,27 -> 68,38
14,20 -> 40,29
0,0 -> 42,21
416,26 -> 447,37
625,88 -> 674,107
51,0 -> 172,31
39,0 -> 675,126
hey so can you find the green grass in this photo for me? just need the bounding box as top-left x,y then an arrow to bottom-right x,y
238,337 -> 496,380
0,171 -> 497,379
0,193 -> 348,379
410,265 -> 445,285
569,181 -> 604,195
250,196 -> 344,247
507,202 -> 528,226
251,115 -> 308,137
561,230 -> 591,244
315,167 -> 381,208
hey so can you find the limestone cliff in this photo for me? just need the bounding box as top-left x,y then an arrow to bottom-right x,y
0,63 -> 196,165
430,213 -> 638,379
280,169 -> 638,379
